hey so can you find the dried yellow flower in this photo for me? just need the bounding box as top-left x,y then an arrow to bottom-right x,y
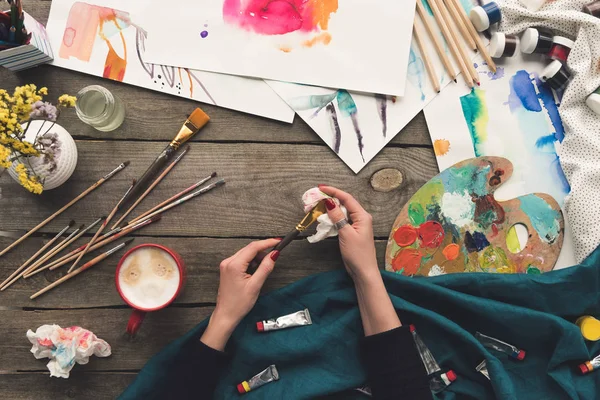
0,145 -> 11,169
58,94 -> 77,108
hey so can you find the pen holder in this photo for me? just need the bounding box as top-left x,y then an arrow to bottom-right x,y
0,11 -> 53,71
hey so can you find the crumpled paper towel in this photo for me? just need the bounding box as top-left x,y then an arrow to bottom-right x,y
302,187 -> 348,243
26,324 -> 111,378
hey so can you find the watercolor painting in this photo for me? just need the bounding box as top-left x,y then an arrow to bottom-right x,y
423,52 -> 575,269
45,0 -> 295,122
137,0 -> 414,95
385,157 -> 564,277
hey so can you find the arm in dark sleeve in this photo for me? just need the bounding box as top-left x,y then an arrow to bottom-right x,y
175,338 -> 230,399
361,326 -> 432,400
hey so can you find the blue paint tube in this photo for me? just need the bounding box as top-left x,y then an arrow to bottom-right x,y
470,2 -> 502,32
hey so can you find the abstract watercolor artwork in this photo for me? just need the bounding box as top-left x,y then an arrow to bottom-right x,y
423,53 -> 575,268
385,157 -> 564,277
45,0 -> 295,122
137,0 -> 415,95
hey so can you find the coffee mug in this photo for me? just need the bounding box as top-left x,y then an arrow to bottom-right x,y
115,244 -> 186,335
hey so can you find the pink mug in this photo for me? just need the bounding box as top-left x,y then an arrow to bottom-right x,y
115,244 -> 186,335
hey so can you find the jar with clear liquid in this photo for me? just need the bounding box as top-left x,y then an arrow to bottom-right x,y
75,85 -> 125,132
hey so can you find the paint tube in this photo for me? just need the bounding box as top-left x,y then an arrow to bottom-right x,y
236,365 -> 279,394
429,370 -> 457,394
256,309 -> 312,332
579,353 -> 600,375
354,385 -> 372,397
476,360 -> 491,380
410,325 -> 441,375
475,332 -> 526,361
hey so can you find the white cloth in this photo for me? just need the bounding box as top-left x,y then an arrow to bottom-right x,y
499,0 -> 600,262
26,324 -> 111,378
302,188 -> 348,243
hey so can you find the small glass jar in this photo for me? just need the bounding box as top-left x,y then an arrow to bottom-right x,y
547,36 -> 574,63
541,60 -> 572,92
75,85 -> 125,132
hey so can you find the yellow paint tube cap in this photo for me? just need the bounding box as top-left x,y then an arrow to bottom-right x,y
576,316 -> 600,341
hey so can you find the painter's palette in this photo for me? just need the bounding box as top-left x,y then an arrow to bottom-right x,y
385,157 -> 564,276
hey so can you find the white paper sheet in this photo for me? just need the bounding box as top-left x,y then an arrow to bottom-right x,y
136,0 -> 415,96
424,52 -> 576,269
267,0 -> 479,173
45,0 -> 295,123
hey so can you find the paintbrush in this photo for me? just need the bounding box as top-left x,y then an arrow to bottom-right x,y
126,172 -> 217,227
67,180 -> 136,273
120,109 -> 209,208
111,146 -> 190,230
27,215 -> 161,278
0,161 -> 128,258
0,220 -> 74,291
30,238 -> 135,300
250,201 -> 328,269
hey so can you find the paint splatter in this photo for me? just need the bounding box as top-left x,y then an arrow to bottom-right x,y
303,32 -> 332,47
486,67 -> 505,81
392,248 -> 423,275
428,264 -> 446,276
200,30 -> 208,38
337,90 -> 365,162
326,102 -> 341,153
222,0 -> 339,36
375,94 -> 388,137
460,88 -> 489,157
433,139 -> 451,156
407,48 -> 426,101
518,194 -> 561,244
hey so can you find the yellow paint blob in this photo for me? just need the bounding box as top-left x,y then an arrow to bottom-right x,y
506,225 -> 522,253
433,139 -> 451,156
309,0 -> 339,30
303,32 -> 332,48
577,316 -> 600,341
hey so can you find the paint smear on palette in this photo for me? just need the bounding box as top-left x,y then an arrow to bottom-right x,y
433,139 -> 451,156
407,48 -> 426,101
460,88 -> 489,156
519,194 -> 561,243
223,0 -> 338,36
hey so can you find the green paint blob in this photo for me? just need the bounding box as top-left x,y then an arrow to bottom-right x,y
408,203 -> 426,226
442,164 -> 490,197
478,245 -> 511,272
460,88 -> 489,157
526,265 -> 541,275
519,195 -> 561,243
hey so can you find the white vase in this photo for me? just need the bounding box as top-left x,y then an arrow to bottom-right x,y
8,121 -> 78,191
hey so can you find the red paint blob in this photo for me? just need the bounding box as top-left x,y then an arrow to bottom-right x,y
418,221 -> 445,248
491,223 -> 499,237
393,225 -> 418,247
392,248 -> 423,276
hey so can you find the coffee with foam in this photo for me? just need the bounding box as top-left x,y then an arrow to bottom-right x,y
118,247 -> 181,310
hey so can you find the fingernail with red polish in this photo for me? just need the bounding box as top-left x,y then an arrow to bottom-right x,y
270,250 -> 280,261
325,198 -> 336,210
318,184 -> 326,189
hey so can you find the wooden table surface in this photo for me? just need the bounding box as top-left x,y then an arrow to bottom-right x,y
0,2 -> 438,398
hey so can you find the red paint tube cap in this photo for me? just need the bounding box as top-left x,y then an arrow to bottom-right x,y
256,321 -> 264,332
409,324 -> 416,333
517,350 -> 526,361
446,370 -> 457,382
237,383 -> 246,394
579,363 -> 590,375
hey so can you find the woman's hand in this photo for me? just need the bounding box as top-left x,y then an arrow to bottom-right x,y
200,239 -> 281,351
318,185 -> 380,284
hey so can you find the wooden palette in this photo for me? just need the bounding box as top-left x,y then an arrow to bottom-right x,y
385,157 -> 564,276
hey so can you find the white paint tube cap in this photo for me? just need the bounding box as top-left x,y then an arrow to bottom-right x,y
541,60 -> 562,82
586,93 -> 600,115
520,0 -> 546,11
470,7 -> 490,32
552,36 -> 574,49
490,32 -> 506,58
521,28 -> 539,54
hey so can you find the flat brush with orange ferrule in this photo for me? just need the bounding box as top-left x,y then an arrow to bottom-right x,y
120,108 -> 210,207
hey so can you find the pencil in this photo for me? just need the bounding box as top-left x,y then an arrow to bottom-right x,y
0,221 -> 74,291
30,239 -> 134,300
443,0 -> 476,51
0,162 -> 128,258
415,0 -> 458,82
67,180 -> 136,273
425,0 -> 474,88
111,146 -> 190,230
448,0 -> 497,73
413,20 -> 441,93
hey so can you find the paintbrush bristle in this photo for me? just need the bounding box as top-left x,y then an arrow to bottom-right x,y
123,238 -> 135,245
123,160 -> 130,167
150,214 -> 162,222
211,171 -> 217,178
78,224 -> 85,229
188,108 -> 210,130
99,215 -> 107,220
68,220 -> 75,226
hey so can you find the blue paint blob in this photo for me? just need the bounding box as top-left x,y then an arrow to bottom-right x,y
508,70 -> 541,112
200,30 -> 209,38
487,67 -> 505,81
465,231 -> 491,252
336,90 -> 357,117
535,134 -> 556,150
536,74 -> 565,142
519,194 -> 561,244
407,48 -> 426,101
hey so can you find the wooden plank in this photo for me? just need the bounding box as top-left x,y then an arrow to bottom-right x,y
0,372 -> 134,399
0,142 -> 438,238
0,308 -> 213,371
0,236 -> 388,307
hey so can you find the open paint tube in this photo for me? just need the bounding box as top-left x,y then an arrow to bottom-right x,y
410,325 -> 457,393
579,353 -> 600,375
476,360 -> 491,380
476,332 -> 526,360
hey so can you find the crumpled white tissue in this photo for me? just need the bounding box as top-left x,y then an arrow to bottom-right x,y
26,324 -> 111,378
302,187 -> 348,243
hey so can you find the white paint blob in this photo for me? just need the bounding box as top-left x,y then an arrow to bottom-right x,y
442,191 -> 475,228
428,264 -> 447,276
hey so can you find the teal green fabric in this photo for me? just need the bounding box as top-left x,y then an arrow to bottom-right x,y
120,246 -> 600,400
